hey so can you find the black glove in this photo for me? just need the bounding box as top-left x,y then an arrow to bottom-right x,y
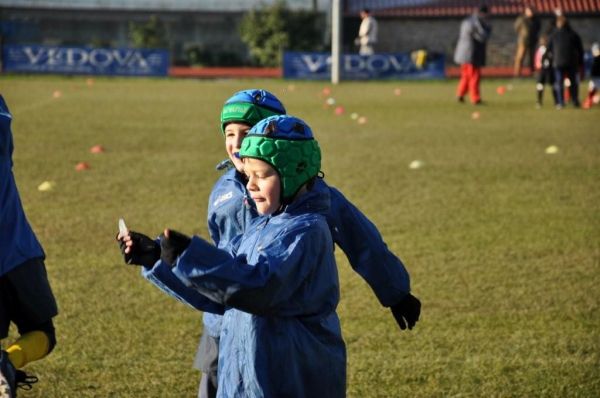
117,231 -> 160,268
390,293 -> 421,331
159,229 -> 191,266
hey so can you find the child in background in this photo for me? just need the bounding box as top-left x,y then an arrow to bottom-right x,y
1,95 -> 59,398
583,42 -> 600,109
534,35 -> 558,108
118,90 -> 420,398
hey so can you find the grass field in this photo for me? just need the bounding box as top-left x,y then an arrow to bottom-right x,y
1,75 -> 599,397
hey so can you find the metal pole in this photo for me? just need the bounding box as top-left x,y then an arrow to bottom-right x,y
331,0 -> 341,84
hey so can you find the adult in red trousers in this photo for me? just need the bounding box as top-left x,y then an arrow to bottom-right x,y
454,6 -> 492,105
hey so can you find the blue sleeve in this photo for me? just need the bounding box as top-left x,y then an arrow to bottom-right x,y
0,96 -> 13,159
173,225 -> 334,317
207,214 -> 220,247
141,259 -> 225,314
207,193 -> 221,247
327,185 -> 410,307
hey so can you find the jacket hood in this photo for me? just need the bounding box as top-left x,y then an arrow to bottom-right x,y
282,179 -> 330,217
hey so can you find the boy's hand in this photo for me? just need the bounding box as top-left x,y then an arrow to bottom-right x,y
116,230 -> 160,268
390,293 -> 421,331
159,229 -> 191,266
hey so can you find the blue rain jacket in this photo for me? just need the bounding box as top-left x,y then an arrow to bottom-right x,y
201,168 -> 411,308
172,188 -> 346,398
142,168 -> 251,322
0,95 -> 44,276
142,168 -> 255,335
204,167 -> 257,337
143,167 -> 411,331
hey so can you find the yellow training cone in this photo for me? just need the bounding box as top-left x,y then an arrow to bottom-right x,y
38,181 -> 55,192
409,160 -> 425,169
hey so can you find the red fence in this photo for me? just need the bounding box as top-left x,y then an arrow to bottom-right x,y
344,0 -> 600,17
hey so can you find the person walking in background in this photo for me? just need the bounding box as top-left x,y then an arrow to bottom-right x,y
356,8 -> 378,55
0,95 -> 59,398
548,15 -> 584,109
583,42 -> 600,109
454,5 -> 492,105
513,5 -> 540,77
534,35 -> 558,108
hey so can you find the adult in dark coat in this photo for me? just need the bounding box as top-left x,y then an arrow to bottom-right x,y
548,15 -> 584,108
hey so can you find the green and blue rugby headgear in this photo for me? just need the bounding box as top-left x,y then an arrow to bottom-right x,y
240,115 -> 321,201
220,89 -> 286,133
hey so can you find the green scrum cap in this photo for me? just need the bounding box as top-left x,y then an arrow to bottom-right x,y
240,115 -> 321,201
220,89 -> 286,133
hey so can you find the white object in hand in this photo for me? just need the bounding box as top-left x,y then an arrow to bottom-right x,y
118,218 -> 128,235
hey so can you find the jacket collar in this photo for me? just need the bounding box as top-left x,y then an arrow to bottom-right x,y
281,183 -> 330,217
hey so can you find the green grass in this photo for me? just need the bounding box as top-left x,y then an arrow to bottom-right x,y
1,75 -> 599,397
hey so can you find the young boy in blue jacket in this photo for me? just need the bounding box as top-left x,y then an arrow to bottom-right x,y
124,115 -> 346,396
118,90 -> 421,397
0,95 -> 58,398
